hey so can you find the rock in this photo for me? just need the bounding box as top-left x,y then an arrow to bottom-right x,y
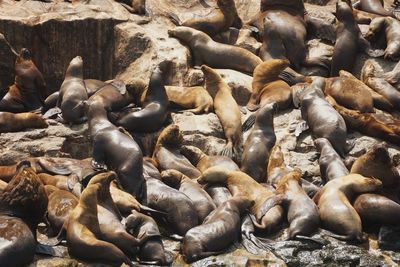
379,225 -> 400,251
217,69 -> 253,106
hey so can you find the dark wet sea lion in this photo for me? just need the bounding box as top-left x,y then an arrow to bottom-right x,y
313,174 -> 382,241
241,103 -> 276,183
165,85 -> 213,114
152,124 -> 201,179
57,56 -> 88,124
202,65 -> 243,161
146,177 -> 198,236
161,169 -> 216,223
0,112 -> 48,133
88,81 -> 133,111
205,183 -> 232,207
314,138 -> 349,182
168,26 -> 262,74
258,17 -> 286,61
182,196 -> 254,263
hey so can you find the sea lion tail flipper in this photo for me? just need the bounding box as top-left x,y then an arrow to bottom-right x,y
220,142 -> 234,159
241,234 -> 263,255
249,234 -> 274,251
294,235 -> 327,246
242,114 -> 256,132
35,243 -> 64,257
165,11 -> 182,25
43,107 -> 62,119
294,120 -> 309,137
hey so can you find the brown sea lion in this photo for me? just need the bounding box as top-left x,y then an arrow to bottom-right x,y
146,177 -> 198,236
182,196 -> 254,263
180,145 -> 239,173
313,173 -> 382,241
57,56 -> 88,124
44,185 -> 78,235
161,169 -> 216,223
37,173 -> 79,193
326,95 -> 400,146
314,138 -> 349,182
365,17 -> 400,60
168,26 -> 262,74
241,103 -> 276,183
275,169 -> 320,239
87,100 -> 145,200
354,0 -> 395,17
353,193 -> 400,225
111,63 -> 169,133
165,85 -> 213,114
331,0 -> 372,77
0,48 -> 48,112
152,124 -> 201,179
197,167 -> 284,233
0,112 -> 48,133
202,65 -> 243,161
247,59 -> 291,111
0,165 -> 48,267
65,173 -> 133,266
381,59 -> 400,85
258,17 -> 286,62
168,0 -> 242,37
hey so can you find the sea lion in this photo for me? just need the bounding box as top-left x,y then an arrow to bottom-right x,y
165,85 -> 213,114
37,173 -> 79,193
65,173 -> 132,266
353,193 -> 400,225
313,173 -> 382,241
258,17 -> 286,62
295,78 -> 348,157
57,56 -> 88,124
168,26 -> 262,74
202,65 -> 243,161
198,167 -> 284,233
87,99 -> 145,200
112,63 -> 169,133
241,103 -> 276,183
0,112 -> 48,133
205,184 -> 232,207
0,179 -> 6,191
146,177 -> 198,236
88,81 -> 133,111
381,59 -> 400,85
180,145 -> 239,173
365,17 -> 400,60
314,138 -> 349,182
152,124 -> 201,179
326,95 -> 400,146
0,165 -> 48,267
275,169 -> 320,239
125,210 -> 168,265
331,0 -> 371,76
161,169 -> 216,223
362,60 -> 400,110
168,0 -> 242,37
182,196 -> 254,263
44,185 -> 78,235
0,48 -> 48,112
354,0 -> 394,17
247,59 -> 291,111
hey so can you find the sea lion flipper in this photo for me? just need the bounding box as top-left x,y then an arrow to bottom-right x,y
241,235 -> 262,255
138,204 -> 168,216
220,142 -> 234,159
294,120 -> 309,137
38,158 -> 71,175
242,114 -> 256,132
35,243 -> 64,257
43,107 -> 62,119
294,235 -> 327,246
165,11 -> 182,25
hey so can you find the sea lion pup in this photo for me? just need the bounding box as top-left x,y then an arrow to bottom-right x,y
353,193 -> 400,225
161,169 -> 216,223
87,100 -> 145,201
365,17 -> 400,60
180,145 -> 239,173
275,169 -> 320,240
0,48 -> 47,112
197,167 -> 284,233
295,78 -> 348,158
182,196 -> 254,263
331,0 -> 372,77
112,62 -> 169,133
152,124 -> 201,179
326,95 -> 400,146
87,172 -> 141,257
202,65 -> 243,162
168,27 -> 262,74
167,0 -> 242,37
0,111 -> 48,133
350,142 -> 400,189
241,103 -> 276,183
361,60 -> 400,110
313,174 -> 382,241
146,176 -> 198,236
0,165 -> 48,267
247,59 -> 291,111
165,85 -> 213,114
57,56 -> 88,124
65,175 -> 133,266
314,138 -> 349,182
125,210 -> 169,265
44,185 -> 78,235
354,0 -> 395,18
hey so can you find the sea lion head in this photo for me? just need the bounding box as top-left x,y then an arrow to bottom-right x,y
314,138 -> 331,152
160,169 -> 185,188
197,166 -> 230,185
87,171 -> 116,188
168,27 -> 196,43
344,174 -> 382,193
19,48 -> 31,60
369,142 -> 391,163
65,56 -> 83,79
156,124 -> 183,147
255,102 -> 277,124
335,0 -> 354,22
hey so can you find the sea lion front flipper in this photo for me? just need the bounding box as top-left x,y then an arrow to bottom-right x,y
241,234 -> 262,255
242,114 -> 256,132
43,107 -> 62,119
220,141 -> 234,159
38,158 -> 71,175
294,120 -> 309,137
